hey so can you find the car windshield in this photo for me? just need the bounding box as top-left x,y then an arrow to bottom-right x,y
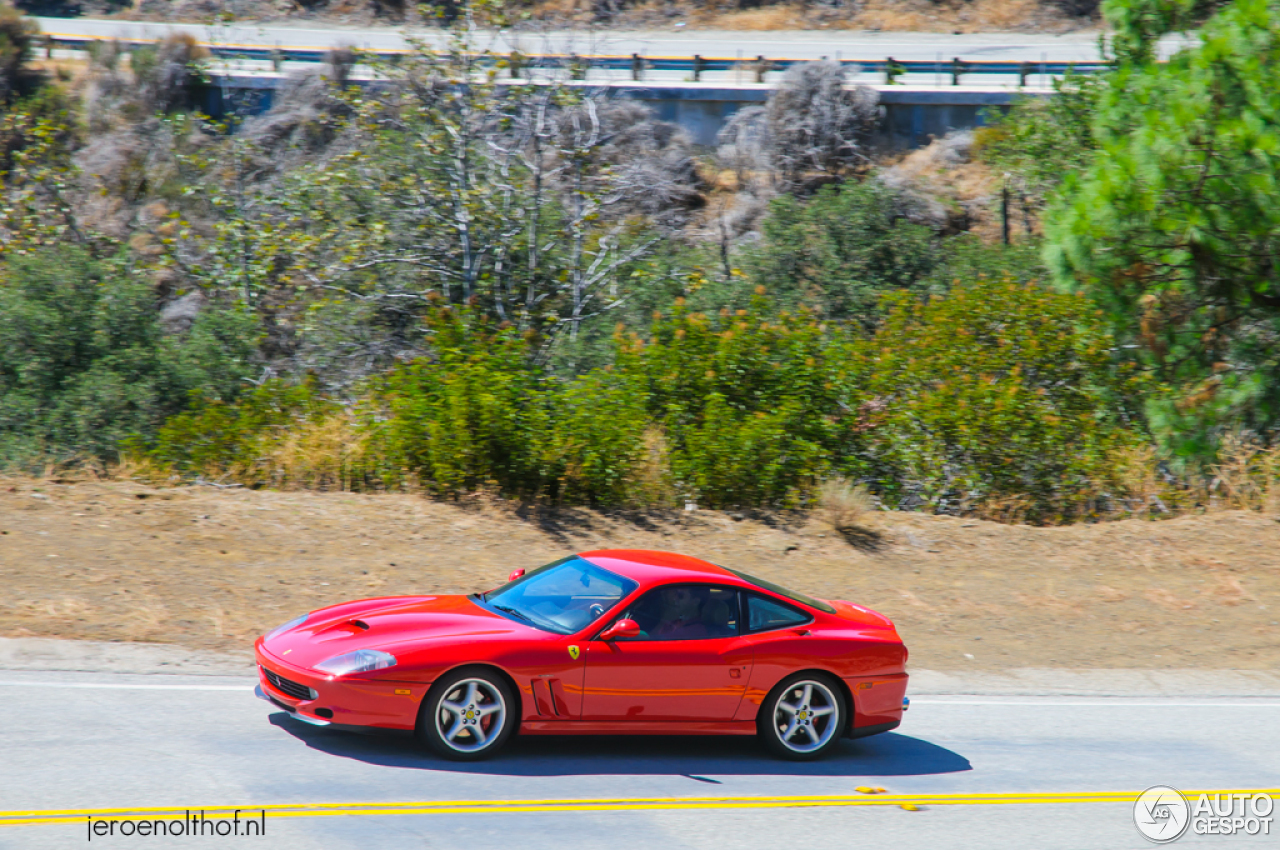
477,557 -> 636,635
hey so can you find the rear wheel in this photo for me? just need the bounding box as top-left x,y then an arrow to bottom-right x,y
417,668 -> 516,761
757,673 -> 846,760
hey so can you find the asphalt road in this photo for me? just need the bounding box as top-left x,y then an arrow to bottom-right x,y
2,666 -> 1277,850
34,16 -> 1195,62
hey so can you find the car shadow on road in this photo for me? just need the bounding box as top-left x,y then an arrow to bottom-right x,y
268,713 -> 970,778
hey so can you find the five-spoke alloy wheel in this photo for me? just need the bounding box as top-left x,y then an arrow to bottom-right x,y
418,668 -> 516,760
758,673 -> 846,760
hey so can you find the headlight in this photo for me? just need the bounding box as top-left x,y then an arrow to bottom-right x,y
314,649 -> 397,677
266,614 -> 309,641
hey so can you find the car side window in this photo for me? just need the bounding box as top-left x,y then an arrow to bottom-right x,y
612,584 -> 739,641
745,593 -> 812,633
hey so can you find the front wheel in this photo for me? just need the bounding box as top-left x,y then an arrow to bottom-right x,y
757,673 -> 846,760
417,668 -> 516,761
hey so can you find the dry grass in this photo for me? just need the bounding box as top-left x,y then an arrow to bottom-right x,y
109,0 -> 1097,33
241,412 -> 375,491
517,0 -> 1090,33
708,5 -> 808,31
878,131 -> 1001,238
1101,437 -> 1280,521
552,0 -> 1087,32
1106,443 -> 1170,517
107,428 -> 1280,526
1207,434 -> 1280,515
2,478 -> 1277,671
849,0 -> 1072,32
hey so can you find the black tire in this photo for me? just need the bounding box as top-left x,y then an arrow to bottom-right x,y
417,667 -> 517,761
757,672 -> 847,761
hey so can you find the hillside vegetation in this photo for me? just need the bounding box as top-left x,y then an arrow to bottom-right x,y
1,0 -> 1279,525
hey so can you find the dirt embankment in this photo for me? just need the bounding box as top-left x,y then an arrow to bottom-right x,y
64,0 -> 1099,35
1,478 -> 1276,671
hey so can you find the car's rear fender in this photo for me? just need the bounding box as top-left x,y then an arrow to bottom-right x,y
738,665 -> 866,736
845,672 -> 909,733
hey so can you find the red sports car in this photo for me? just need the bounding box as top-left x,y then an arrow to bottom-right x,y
254,550 -> 909,760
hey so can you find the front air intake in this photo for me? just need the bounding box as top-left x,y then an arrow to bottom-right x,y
262,666 -> 317,701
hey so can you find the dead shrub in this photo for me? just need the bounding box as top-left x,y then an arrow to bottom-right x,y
717,61 -> 879,191
816,477 -> 874,530
131,33 -> 208,115
1099,435 -> 1280,521
971,494 -> 1035,524
1105,443 -> 1178,518
546,98 -> 706,231
628,426 -> 677,508
595,100 -> 706,225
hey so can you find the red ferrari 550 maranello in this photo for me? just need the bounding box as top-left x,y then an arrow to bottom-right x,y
254,550 -> 909,761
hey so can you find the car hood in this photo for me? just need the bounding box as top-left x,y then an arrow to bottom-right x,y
260,594 -> 527,669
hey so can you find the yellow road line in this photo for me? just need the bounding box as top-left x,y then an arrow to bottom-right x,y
3,789 -> 1277,826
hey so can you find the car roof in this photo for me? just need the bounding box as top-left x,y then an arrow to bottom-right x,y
577,549 -> 740,585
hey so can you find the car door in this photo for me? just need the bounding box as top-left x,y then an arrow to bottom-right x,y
581,584 -> 753,721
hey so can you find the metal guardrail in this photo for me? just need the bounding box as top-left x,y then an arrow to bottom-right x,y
39,33 -> 1113,86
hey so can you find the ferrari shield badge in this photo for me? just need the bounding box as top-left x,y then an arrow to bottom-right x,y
568,645 -> 580,660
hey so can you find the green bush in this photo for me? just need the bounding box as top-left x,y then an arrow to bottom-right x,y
859,277 -> 1144,520
0,246 -> 258,466
547,368 -> 650,506
920,234 -> 1048,291
142,280 -> 1149,520
376,308 -> 553,498
743,180 -> 941,327
150,377 -> 332,478
975,72 -> 1103,209
618,295 -> 863,507
674,393 -> 832,508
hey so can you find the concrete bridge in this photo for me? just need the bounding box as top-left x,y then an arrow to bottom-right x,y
35,15 -> 1193,147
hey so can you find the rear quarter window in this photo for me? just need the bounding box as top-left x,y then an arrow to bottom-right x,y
724,568 -> 836,614
745,593 -> 813,633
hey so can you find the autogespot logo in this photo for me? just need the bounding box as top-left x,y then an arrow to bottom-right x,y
1134,787 -> 1275,843
1134,786 -> 1191,843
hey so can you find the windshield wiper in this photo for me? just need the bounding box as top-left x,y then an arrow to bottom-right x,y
491,604 -> 532,623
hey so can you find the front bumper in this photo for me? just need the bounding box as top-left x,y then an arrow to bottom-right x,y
254,644 -> 425,731
255,684 -> 331,726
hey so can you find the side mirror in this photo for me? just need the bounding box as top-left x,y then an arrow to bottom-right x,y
507,568 -> 525,583
599,618 -> 640,641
